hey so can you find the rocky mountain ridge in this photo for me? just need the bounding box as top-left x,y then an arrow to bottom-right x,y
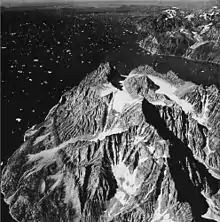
1,62 -> 220,221
137,6 -> 220,64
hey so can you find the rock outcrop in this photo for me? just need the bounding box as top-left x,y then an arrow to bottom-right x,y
1,63 -> 220,222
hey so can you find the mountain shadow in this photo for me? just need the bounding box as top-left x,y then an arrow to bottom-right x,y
142,99 -> 219,221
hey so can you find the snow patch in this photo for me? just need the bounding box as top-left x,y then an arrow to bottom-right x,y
112,161 -> 139,195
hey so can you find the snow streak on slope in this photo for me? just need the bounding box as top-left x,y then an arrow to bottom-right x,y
90,124 -> 125,142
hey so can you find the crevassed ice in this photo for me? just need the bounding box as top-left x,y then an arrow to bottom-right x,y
147,75 -> 193,113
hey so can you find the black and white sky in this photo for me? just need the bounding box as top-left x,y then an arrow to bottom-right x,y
1,0 -> 215,4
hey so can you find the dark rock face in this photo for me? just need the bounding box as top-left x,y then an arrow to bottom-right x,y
137,6 -> 220,64
1,63 -> 220,222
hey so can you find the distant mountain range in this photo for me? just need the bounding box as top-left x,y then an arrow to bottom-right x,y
137,5 -> 220,64
1,3 -> 220,222
1,0 -> 218,10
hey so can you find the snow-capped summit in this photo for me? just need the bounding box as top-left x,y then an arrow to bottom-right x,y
199,5 -> 220,21
200,22 -> 213,35
163,9 -> 177,19
185,13 -> 195,21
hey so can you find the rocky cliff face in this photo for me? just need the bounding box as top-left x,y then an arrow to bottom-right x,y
137,6 -> 220,64
1,63 -> 220,222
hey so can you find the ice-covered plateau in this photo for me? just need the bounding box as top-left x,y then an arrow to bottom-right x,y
1,63 -> 220,222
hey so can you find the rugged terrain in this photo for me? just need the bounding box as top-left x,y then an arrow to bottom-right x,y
1,62 -> 220,222
137,6 -> 220,64
1,3 -> 220,222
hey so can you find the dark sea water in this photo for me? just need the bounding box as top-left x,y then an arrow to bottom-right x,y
1,8 -> 219,222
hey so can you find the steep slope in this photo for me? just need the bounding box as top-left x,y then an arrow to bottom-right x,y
1,63 -> 220,222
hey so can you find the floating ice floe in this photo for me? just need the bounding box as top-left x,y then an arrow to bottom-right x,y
16,118 -> 22,122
